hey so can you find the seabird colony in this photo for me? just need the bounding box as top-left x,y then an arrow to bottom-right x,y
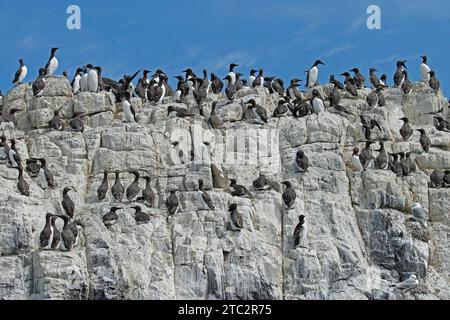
0,48 -> 447,257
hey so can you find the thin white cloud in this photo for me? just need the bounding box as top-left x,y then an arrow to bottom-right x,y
19,36 -> 40,49
325,44 -> 354,57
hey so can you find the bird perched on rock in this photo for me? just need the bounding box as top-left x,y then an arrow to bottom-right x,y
97,171 -> 109,201
229,179 -> 253,198
50,216 -> 61,250
48,108 -> 64,131
377,86 -> 386,107
167,105 -> 195,118
252,69 -> 265,88
253,173 -> 271,191
132,206 -> 151,225
395,275 -> 419,290
375,142 -> 388,170
411,203 -> 429,221
207,101 -> 220,129
380,74 -> 387,87
33,68 -> 47,96
293,215 -> 307,248
45,47 -> 59,76
37,158 -> 55,189
401,70 -> 413,95
430,169 -> 444,188
417,129 -> 431,152
341,72 -> 358,97
295,150 -> 309,172
126,171 -> 141,202
8,139 -> 21,168
350,68 -> 365,89
399,117 -> 414,141
228,203 -> 243,231
351,148 -> 363,172
429,70 -> 440,93
390,154 -> 403,178
121,92 -> 137,123
306,60 -> 325,88
369,68 -> 381,88
311,89 -> 325,114
196,179 -> 215,210
103,207 -> 122,227
137,176 -> 156,207
273,99 -> 289,117
69,112 -> 85,133
366,88 -> 379,107
360,116 -> 382,140
359,142 -> 375,170
58,215 -> 75,251
442,170 -> 450,187
210,73 -> 223,94
25,159 -> 41,178
166,191 -> 180,216
111,171 -> 124,202
62,187 -> 75,219
405,152 -> 416,173
12,58 -> 28,86
398,152 -> 411,177
287,79 -> 304,101
420,55 -> 431,81
40,213 -> 55,250
246,99 -> 268,123
434,116 -> 450,132
329,74 -> 344,89
282,181 -> 296,209
393,60 -> 407,88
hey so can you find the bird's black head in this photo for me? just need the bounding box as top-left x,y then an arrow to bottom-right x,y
282,181 -> 292,188
299,215 -> 305,222
132,206 -> 141,212
246,99 -> 256,106
39,68 -> 46,76
314,60 -> 325,66
111,207 -> 122,213
228,203 -> 238,211
369,68 -> 378,73
429,70 -> 436,77
350,68 -> 360,73
230,63 -> 239,71
19,58 -> 24,65
51,47 -> 59,54
229,179 -> 237,186
421,55 -> 427,63
223,75 -> 232,81
297,150 -> 305,158
86,64 -> 94,69
353,147 -> 360,155
416,129 -> 426,134
399,117 -> 409,122
250,69 -> 258,76
340,72 -> 350,77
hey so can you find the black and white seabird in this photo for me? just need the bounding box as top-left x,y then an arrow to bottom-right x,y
417,129 -> 431,152
398,152 -> 411,177
429,70 -> 440,92
311,89 -> 325,114
69,112 -> 85,133
341,72 -> 358,97
401,70 -> 413,95
246,99 -> 268,123
50,215 -> 61,250
71,67 -> 83,94
234,72 -> 244,92
359,141 -> 374,170
306,60 -> 325,88
14,166 -> 30,196
375,141 -> 388,170
420,55 -> 431,81
406,152 -> 417,173
329,75 -> 344,89
271,78 -> 285,95
390,154 -> 403,178
430,169 -> 444,188
155,75 -> 168,104
167,105 -> 195,118
369,68 -> 381,88
173,75 -> 187,103
227,63 -> 239,85
293,215 -> 307,248
196,179 -> 215,210
273,99 -> 289,117
137,176 -> 155,207
228,203 -> 243,231
287,79 -> 304,101
253,173 -> 271,191
229,179 -> 253,198
223,75 -> 237,102
350,68 -> 365,89
252,69 -> 265,88
394,60 -> 407,88
8,139 -> 21,168
377,86 -> 386,107
112,171 -> 124,202
80,65 -> 89,92
87,64 -> 99,92
442,170 -> 450,187
296,150 -> 309,172
33,68 -> 47,96
97,170 -> 109,201
62,187 -> 75,219
366,88 -> 379,107
399,117 -> 414,141
12,58 -> 28,86
210,73 -> 224,94
166,191 -> 180,216
351,148 -> 363,172
329,80 -> 342,107
45,47 -> 59,76
132,206 -> 151,225
282,181 -> 296,209
103,207 -> 122,227
121,92 -> 137,123
207,102 -> 220,129
37,158 -> 55,189
48,108 -> 64,131
39,213 -> 55,250
126,170 -> 141,202
135,70 -> 150,100
434,116 -> 450,132
248,69 -> 258,88
0,135 -> 10,161
25,159 -> 40,178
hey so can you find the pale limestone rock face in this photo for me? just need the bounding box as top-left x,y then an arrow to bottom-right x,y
0,76 -> 449,300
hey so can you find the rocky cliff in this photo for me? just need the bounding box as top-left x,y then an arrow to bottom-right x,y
0,76 -> 449,300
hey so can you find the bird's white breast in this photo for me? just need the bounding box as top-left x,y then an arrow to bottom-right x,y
19,66 -> 28,82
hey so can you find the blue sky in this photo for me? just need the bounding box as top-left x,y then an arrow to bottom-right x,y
1,0 -> 449,96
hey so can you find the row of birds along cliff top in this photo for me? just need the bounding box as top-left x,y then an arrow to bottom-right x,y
0,48 -> 449,256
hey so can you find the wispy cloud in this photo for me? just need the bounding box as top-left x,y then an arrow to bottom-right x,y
325,44 -> 354,58
19,36 -> 40,50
